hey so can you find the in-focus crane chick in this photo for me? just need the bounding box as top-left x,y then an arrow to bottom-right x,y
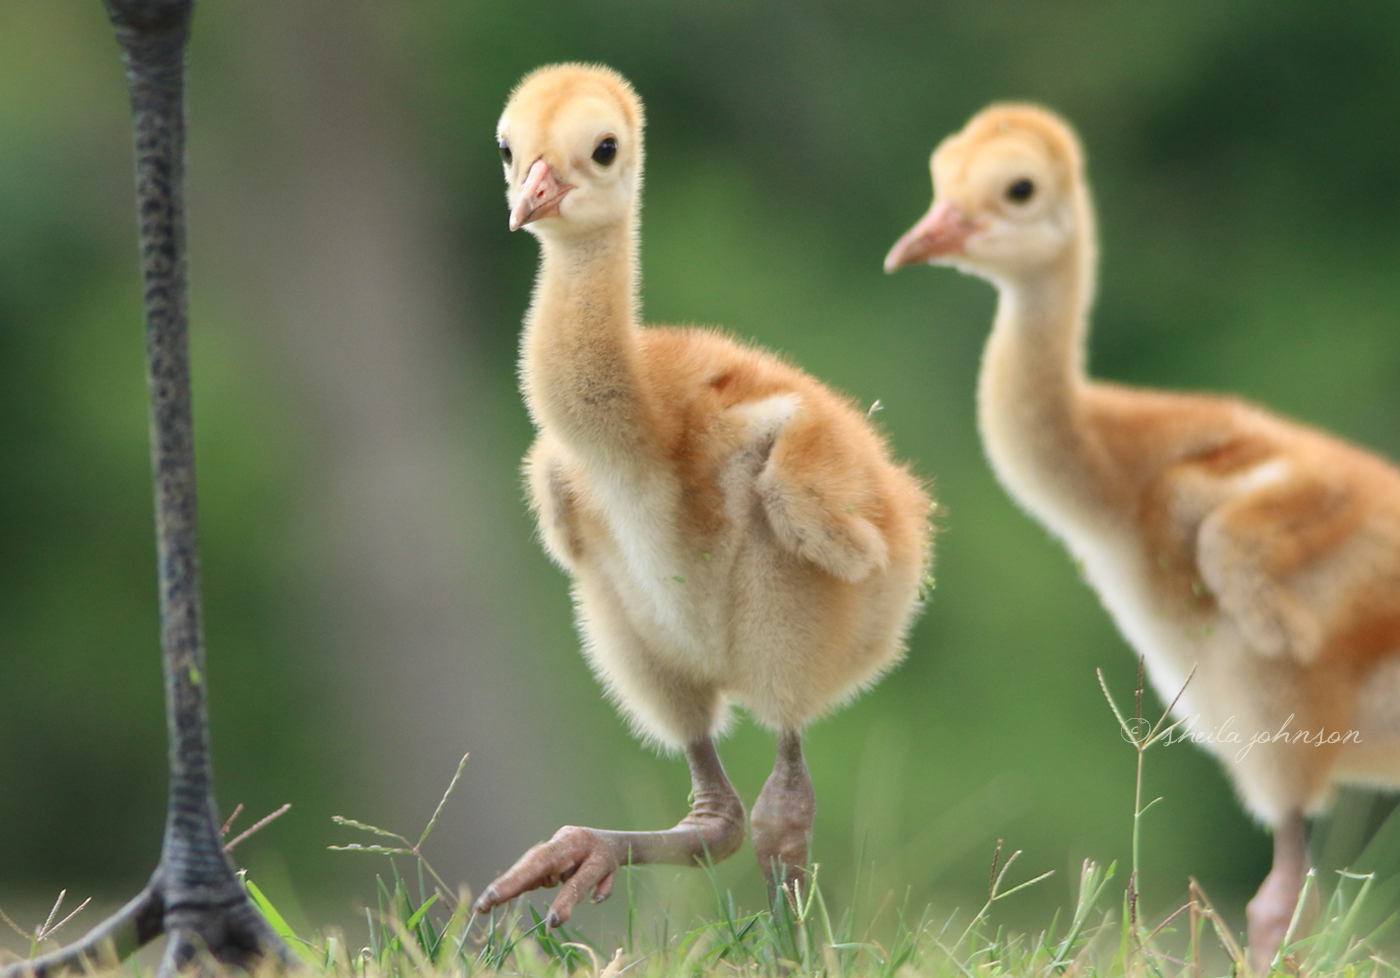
887,104 -> 1400,968
473,65 -> 933,927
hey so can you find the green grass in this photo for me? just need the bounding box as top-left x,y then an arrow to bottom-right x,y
4,673 -> 1399,978
250,666 -> 1399,978
246,840 -> 1392,978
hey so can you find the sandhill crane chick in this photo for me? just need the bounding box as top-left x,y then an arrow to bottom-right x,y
887,104 -> 1400,968
474,65 -> 934,926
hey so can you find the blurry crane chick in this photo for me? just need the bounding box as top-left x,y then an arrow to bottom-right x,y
475,64 -> 933,926
887,104 -> 1400,968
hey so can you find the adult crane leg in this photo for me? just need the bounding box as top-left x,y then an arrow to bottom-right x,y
0,2 -> 293,975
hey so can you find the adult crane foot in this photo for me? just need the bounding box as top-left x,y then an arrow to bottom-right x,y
159,887 -> 297,978
0,869 -> 295,978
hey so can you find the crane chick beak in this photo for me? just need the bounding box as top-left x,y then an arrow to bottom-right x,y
510,159 -> 573,231
884,200 -> 973,272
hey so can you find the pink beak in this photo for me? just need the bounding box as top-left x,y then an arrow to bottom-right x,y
884,200 -> 973,272
510,159 -> 572,231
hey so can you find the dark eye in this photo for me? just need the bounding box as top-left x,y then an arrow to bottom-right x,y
1006,178 -> 1035,203
592,137 -> 618,166
498,139 -> 512,165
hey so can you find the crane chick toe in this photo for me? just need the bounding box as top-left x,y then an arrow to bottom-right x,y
475,826 -> 623,925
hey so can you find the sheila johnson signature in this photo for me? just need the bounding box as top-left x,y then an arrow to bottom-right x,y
1144,715 -> 1362,762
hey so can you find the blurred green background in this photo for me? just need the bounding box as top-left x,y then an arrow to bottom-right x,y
4,0 -> 1400,951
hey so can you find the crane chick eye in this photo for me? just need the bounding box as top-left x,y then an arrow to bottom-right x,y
592,137 -> 618,166
1006,178 -> 1035,203
498,139 -> 512,165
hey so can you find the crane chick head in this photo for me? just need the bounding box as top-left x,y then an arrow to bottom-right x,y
886,104 -> 1088,281
497,64 -> 644,237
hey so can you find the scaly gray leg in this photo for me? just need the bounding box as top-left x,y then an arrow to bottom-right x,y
474,737 -> 745,927
0,3 -> 293,975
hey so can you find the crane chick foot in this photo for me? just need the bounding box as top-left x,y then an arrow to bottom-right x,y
474,739 -> 745,927
473,825 -> 627,928
751,732 -> 816,900
1247,867 -> 1307,972
1246,811 -> 1310,973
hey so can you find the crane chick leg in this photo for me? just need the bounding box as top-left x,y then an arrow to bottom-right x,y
473,737 -> 744,927
751,731 -> 815,899
1247,810 -> 1310,972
